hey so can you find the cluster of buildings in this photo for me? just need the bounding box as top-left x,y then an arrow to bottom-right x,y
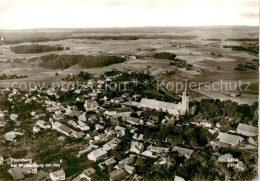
0,71 -> 258,181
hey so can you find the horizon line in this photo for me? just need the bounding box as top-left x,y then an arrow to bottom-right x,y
0,25 -> 258,31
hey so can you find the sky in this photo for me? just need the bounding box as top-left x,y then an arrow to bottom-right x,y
0,0 -> 258,29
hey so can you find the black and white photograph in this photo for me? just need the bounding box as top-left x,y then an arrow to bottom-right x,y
0,0 -> 259,180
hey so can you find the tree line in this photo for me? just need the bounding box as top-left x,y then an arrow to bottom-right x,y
39,54 -> 126,69
10,45 -> 69,54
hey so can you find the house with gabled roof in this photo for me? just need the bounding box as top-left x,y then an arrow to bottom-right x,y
5,131 -> 24,141
217,132 -> 244,147
51,121 -> 73,137
172,146 -> 194,159
124,117 -> 140,125
236,123 -> 258,137
218,153 -> 233,162
147,146 -> 169,153
141,150 -> 157,158
115,125 -> 125,137
47,106 -> 61,113
10,114 -> 18,121
8,167 -> 38,180
0,121 -> 7,127
130,141 -> 144,154
84,100 -> 99,112
69,110 -> 81,118
53,113 -> 64,120
36,120 -> 51,129
50,169 -> 65,181
133,133 -> 144,141
72,168 -> 96,181
124,165 -> 135,174
115,155 -> 135,169
88,148 -> 108,162
174,175 -> 185,181
109,168 -> 127,181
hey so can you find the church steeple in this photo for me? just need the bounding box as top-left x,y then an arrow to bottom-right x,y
1,35 -> 5,42
181,89 -> 189,114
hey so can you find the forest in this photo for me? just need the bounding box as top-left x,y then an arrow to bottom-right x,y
10,45 -> 69,54
152,52 -> 177,60
39,54 -> 126,69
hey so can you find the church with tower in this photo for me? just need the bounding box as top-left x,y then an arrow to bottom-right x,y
139,89 -> 189,116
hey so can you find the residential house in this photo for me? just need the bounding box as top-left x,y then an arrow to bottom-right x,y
78,120 -> 90,131
49,169 -> 66,181
72,168 -> 96,181
237,161 -> 245,171
105,157 -> 117,166
88,148 -> 108,162
57,136 -> 65,142
5,131 -> 24,141
72,132 -> 84,139
130,141 -> 144,154
31,109 -> 43,116
115,155 -> 135,169
124,165 -> 135,174
236,123 -> 258,137
141,150 -> 157,158
124,117 -> 140,125
104,110 -> 117,117
217,132 -> 244,147
10,114 -> 18,121
103,139 -> 120,151
218,153 -> 233,162
30,170 -> 49,181
52,121 -> 73,137
68,120 -> 78,128
8,167 -> 37,180
69,110 -> 81,118
36,120 -> 51,129
0,111 -> 5,118
174,175 -> 185,181
78,113 -> 87,122
95,124 -> 104,130
172,146 -> 194,159
109,168 -> 127,181
47,106 -> 61,113
115,126 -> 125,137
77,145 -> 99,157
146,119 -> 156,126
133,133 -> 144,141
84,100 -> 99,112
99,157 -> 117,170
199,122 -> 212,128
33,125 -> 41,133
0,156 -> 4,165
34,113 -> 47,119
0,121 -> 7,127
147,146 -> 169,153
53,114 -> 64,120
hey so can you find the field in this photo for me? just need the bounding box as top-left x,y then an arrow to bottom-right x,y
0,26 -> 258,104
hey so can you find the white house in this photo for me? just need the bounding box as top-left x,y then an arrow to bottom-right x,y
10,114 -> 18,121
217,132 -> 244,147
36,120 -> 51,129
130,141 -> 144,154
88,148 -> 107,162
84,100 -> 99,112
50,169 -> 66,181
236,123 -> 258,137
72,168 -> 96,181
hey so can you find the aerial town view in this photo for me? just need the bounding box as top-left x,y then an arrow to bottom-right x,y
0,0 -> 259,181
